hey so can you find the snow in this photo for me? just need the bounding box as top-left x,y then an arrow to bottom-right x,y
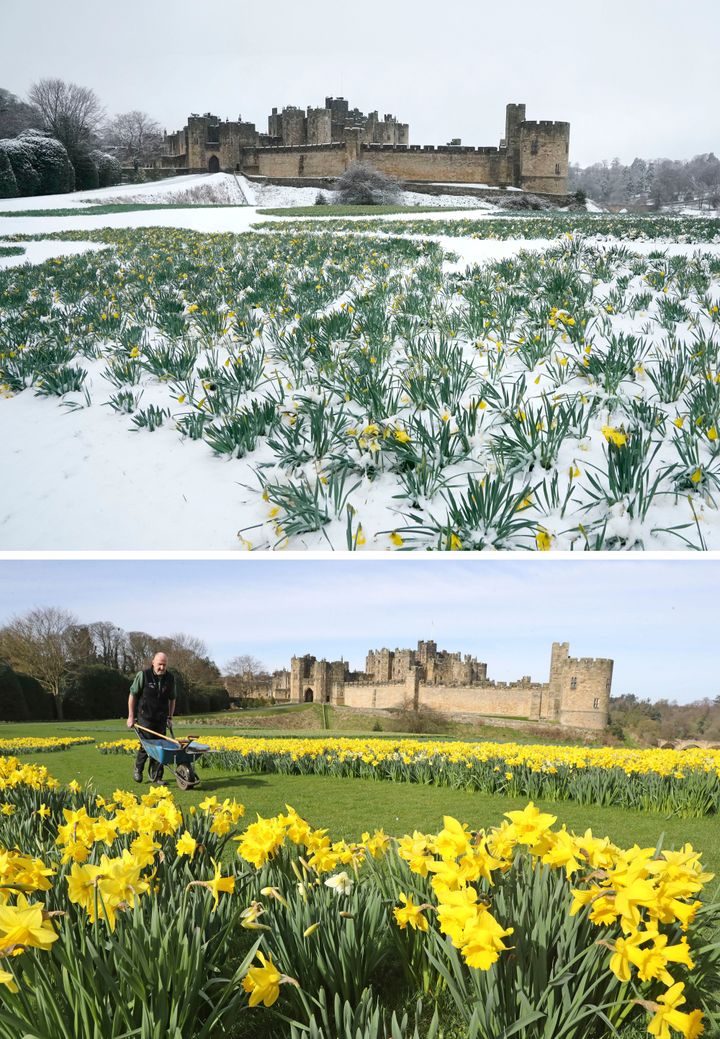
0,172 -> 238,212
0,240 -> 108,271
2,181 -> 719,551
0,380 -> 257,550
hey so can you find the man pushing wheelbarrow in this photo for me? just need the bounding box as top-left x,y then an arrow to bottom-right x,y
127,651 -> 176,783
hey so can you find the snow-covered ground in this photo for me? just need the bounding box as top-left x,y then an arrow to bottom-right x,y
1,178 -> 718,551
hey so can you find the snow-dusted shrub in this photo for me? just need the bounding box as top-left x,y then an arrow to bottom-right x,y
18,129 -> 75,194
92,150 -> 122,188
498,193 -> 552,211
0,147 -> 18,198
72,148 -> 99,190
0,137 -> 41,196
335,161 -> 401,205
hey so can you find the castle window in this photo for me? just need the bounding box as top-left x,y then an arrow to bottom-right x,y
593,697 -> 600,709
570,676 -> 577,689
207,124 -> 220,145
555,163 -> 561,175
531,138 -> 539,156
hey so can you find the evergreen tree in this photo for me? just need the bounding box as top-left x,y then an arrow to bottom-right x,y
91,150 -> 121,188
0,147 -> 18,198
72,148 -> 99,190
1,138 -> 41,196
18,130 -> 74,194
0,663 -> 30,722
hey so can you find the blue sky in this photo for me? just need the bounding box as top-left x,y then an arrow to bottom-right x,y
0,558 -> 715,703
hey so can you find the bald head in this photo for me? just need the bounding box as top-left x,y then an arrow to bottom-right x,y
152,653 -> 168,675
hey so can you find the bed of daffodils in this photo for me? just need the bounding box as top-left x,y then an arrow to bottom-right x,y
97,737 -> 720,819
2,216 -> 720,549
0,736 -> 94,755
0,754 -> 717,1039
257,214 -> 720,244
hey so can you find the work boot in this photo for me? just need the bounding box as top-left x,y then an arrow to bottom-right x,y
133,767 -> 143,783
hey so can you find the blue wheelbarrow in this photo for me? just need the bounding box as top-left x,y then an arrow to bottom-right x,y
134,723 -> 211,789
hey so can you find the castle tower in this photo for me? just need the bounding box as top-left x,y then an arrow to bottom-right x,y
311,660 -> 332,704
330,660 -> 346,704
307,106 -> 332,145
503,103 -> 526,185
547,643 -> 613,730
518,120 -> 570,194
281,107 -> 306,147
290,654 -> 316,703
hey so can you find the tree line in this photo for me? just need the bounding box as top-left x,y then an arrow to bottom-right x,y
0,78 -> 165,199
0,606 -> 266,722
568,153 -> 720,210
608,693 -> 720,745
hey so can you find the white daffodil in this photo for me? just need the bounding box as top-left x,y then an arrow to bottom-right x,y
324,871 -> 353,896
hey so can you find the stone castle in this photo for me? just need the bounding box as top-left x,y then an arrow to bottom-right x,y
261,641 -> 612,731
161,98 -> 570,194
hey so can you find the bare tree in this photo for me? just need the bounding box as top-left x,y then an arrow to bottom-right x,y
224,654 -> 266,678
165,632 -> 220,686
28,78 -> 104,159
0,606 -> 79,718
124,630 -> 158,674
102,110 -> 163,166
88,621 -> 127,670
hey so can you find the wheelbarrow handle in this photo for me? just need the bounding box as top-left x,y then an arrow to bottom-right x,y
134,722 -> 182,747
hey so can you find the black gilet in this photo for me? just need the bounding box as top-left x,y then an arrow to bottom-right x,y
137,667 -> 175,720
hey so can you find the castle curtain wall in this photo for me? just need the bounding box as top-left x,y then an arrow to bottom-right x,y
360,146 -> 513,186
419,683 -> 543,718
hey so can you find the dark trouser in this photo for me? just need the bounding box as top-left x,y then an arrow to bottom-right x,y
134,717 -> 167,775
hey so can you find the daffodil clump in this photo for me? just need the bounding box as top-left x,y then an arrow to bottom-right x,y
257,214 -> 720,245
3,222 -> 720,549
0,754 -> 718,1039
0,736 -> 94,754
98,735 -> 720,818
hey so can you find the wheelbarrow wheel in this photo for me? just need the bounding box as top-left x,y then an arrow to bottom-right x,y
175,763 -> 198,790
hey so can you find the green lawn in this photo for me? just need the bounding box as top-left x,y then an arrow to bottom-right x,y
3,725 -> 718,885
256,204 -> 487,217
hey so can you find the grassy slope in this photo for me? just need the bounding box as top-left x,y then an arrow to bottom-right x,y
0,203 -> 246,217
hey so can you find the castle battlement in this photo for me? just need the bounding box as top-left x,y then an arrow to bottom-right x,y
161,101 -> 570,194
287,641 -> 609,730
522,120 -> 571,130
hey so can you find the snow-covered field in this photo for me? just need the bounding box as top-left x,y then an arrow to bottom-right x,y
1,177 -> 719,551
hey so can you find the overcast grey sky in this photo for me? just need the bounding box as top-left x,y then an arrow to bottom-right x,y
0,558 -> 715,704
1,0 -> 717,165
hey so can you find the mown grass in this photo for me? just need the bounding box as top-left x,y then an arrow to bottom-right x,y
4,730 -> 719,881
256,204 -> 486,217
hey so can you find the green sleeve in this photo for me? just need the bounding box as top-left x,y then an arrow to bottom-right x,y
129,672 -> 144,698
